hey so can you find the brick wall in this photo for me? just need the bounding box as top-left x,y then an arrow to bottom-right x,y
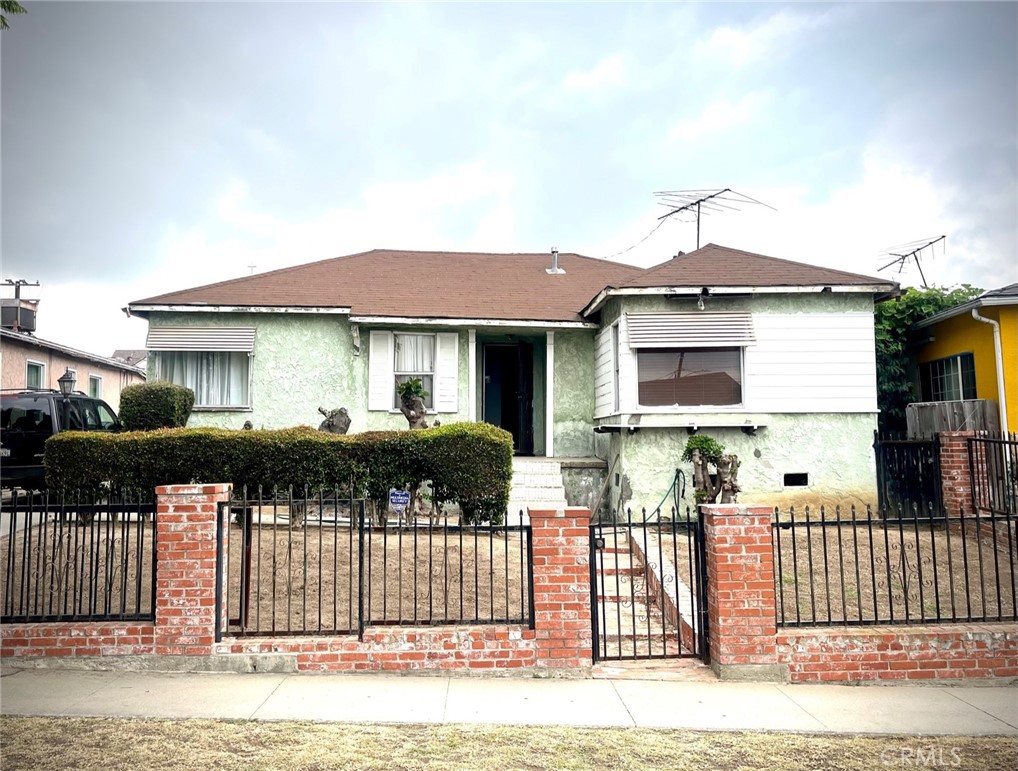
939,431 -> 979,515
778,625 -> 1018,682
3,497 -> 591,676
696,501 -> 1015,684
2,484 -> 231,662
701,504 -> 781,680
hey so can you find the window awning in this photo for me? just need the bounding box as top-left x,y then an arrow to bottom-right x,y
626,313 -> 755,348
145,327 -> 256,352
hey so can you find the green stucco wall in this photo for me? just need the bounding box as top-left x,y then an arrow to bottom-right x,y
147,312 -> 360,430
553,330 -> 596,457
604,412 -> 879,516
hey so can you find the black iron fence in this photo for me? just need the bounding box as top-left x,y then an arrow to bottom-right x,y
590,506 -> 709,663
874,433 -> 942,515
969,433 -> 1018,516
773,503 -> 1016,628
221,486 -> 534,637
1,489 -> 156,622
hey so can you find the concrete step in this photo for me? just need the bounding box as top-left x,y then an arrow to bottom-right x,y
511,459 -> 563,475
508,487 -> 569,503
511,472 -> 568,488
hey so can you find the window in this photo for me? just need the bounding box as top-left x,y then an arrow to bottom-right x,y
368,330 -> 458,413
394,334 -> 435,409
96,402 -> 119,430
155,351 -> 251,408
637,348 -> 743,407
26,361 -> 46,390
89,375 -> 103,399
919,353 -> 976,402
146,326 -> 256,410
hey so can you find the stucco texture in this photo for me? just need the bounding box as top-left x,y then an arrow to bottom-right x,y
605,413 -> 879,516
553,330 -> 596,457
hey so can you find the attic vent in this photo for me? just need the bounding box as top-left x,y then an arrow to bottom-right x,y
626,312 -> 755,348
145,327 -> 256,351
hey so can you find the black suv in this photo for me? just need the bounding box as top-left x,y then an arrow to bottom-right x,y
1,390 -> 122,489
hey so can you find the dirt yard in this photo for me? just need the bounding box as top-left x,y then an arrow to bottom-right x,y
223,516 -> 531,635
654,515 -> 1016,625
0,515 -> 155,621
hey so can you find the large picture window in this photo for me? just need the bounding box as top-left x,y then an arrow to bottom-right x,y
919,353 -> 976,402
394,333 -> 435,409
155,351 -> 251,408
637,347 -> 743,407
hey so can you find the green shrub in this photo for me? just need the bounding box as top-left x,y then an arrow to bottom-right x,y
44,422 -> 514,524
119,382 -> 195,430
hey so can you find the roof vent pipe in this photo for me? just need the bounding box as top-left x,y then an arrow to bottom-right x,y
546,247 -> 565,275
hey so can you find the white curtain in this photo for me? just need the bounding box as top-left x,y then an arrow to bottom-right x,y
395,335 -> 434,374
157,352 -> 249,407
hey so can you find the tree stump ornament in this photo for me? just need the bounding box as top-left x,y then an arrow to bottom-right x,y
317,406 -> 351,434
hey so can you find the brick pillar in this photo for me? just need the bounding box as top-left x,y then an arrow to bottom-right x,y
528,507 -> 593,672
154,484 -> 232,656
701,504 -> 785,681
939,431 -> 979,515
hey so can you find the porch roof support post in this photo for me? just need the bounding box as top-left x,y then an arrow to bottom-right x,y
546,331 -> 555,457
468,328 -> 477,422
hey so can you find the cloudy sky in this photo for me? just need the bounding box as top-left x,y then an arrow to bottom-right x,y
2,1 -> 1016,356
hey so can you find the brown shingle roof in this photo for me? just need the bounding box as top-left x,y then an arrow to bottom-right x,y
618,243 -> 898,289
130,249 -> 645,323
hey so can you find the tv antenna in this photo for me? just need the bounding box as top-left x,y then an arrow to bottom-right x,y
655,188 -> 776,249
2,279 -> 40,299
603,188 -> 775,260
877,235 -> 946,288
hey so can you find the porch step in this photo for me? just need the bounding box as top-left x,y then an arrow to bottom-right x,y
507,457 -> 569,526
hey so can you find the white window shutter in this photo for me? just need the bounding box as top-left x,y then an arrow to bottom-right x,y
434,332 -> 459,413
368,331 -> 394,411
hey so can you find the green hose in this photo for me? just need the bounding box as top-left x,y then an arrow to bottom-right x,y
649,468 -> 687,520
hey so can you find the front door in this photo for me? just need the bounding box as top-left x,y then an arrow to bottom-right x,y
483,342 -> 534,455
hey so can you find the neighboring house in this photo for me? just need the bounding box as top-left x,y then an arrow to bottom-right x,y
112,349 -> 149,372
1,329 -> 146,410
909,284 -> 1017,435
126,245 -> 898,510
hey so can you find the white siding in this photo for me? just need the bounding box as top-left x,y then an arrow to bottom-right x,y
594,326 -> 613,417
434,332 -> 459,413
743,312 -> 877,413
368,331 -> 394,411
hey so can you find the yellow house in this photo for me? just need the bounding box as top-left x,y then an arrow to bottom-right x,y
911,284 -> 1017,435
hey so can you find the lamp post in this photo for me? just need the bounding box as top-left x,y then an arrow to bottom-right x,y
57,368 -> 76,396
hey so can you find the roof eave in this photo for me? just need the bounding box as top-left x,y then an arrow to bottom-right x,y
125,303 -> 353,319
0,329 -> 147,375
581,283 -> 898,317
911,295 -> 1015,330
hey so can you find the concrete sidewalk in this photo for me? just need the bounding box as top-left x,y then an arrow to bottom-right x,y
1,667 -> 1016,735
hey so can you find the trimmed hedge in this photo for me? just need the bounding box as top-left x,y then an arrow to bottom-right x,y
119,381 -> 195,430
44,422 -> 514,524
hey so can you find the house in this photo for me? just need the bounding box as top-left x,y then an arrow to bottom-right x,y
1,329 -> 147,410
909,284 -> 1016,436
112,349 -> 149,372
125,245 -> 898,512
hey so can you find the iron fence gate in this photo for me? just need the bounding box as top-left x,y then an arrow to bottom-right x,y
874,434 -> 942,515
218,488 -> 535,638
590,507 -> 709,663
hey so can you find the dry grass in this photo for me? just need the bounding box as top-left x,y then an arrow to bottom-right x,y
2,717 -> 1015,771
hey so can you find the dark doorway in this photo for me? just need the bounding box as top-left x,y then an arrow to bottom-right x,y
483,342 -> 534,455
